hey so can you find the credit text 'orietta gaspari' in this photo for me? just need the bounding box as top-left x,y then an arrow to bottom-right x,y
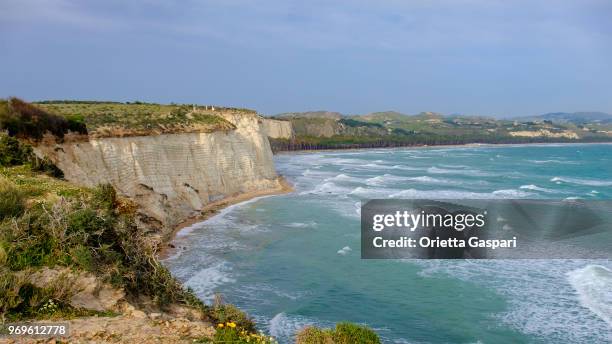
371,210 -> 517,250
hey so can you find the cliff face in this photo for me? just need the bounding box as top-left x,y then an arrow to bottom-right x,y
260,118 -> 293,139
35,113 -> 291,233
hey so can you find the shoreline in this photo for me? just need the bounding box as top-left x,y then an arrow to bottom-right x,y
273,141 -> 612,155
158,176 -> 294,259
159,141 -> 610,257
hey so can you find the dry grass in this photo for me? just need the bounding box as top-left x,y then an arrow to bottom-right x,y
36,101 -> 241,138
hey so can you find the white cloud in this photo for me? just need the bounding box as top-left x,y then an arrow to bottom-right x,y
1,0 -> 609,54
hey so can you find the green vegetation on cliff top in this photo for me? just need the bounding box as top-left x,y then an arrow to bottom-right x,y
1,98 -> 251,140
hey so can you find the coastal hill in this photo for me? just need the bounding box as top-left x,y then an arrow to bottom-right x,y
515,111 -> 612,125
268,109 -> 612,150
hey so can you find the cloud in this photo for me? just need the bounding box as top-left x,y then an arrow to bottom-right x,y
2,0 -> 610,53
0,0 -> 123,30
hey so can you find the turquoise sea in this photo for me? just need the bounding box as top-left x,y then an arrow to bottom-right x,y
164,144 -> 612,343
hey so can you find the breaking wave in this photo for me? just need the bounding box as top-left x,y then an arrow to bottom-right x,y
567,265 -> 612,328
551,177 -> 612,186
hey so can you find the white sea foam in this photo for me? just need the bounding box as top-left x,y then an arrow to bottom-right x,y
366,174 -> 456,186
391,164 -> 423,171
337,246 -> 352,255
268,313 -> 321,340
389,188 -> 532,199
528,159 -> 577,164
567,265 -> 612,327
325,173 -> 363,183
519,184 -> 558,193
439,164 -> 469,169
365,174 -> 405,186
301,182 -> 351,196
286,221 -> 318,229
184,262 -> 235,302
427,166 -> 496,177
408,176 -> 457,184
240,284 -> 308,302
363,163 -> 392,169
491,189 -> 534,198
416,260 -> 612,342
551,176 -> 612,186
349,186 -> 397,198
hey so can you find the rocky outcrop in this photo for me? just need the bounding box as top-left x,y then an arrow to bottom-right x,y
34,112 -> 286,233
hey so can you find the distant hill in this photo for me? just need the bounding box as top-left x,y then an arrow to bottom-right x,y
275,111 -> 344,120
268,108 -> 612,151
359,111 -> 408,121
520,112 -> 612,124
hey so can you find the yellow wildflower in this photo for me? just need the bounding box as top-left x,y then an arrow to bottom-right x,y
217,323 -> 224,328
228,322 -> 237,328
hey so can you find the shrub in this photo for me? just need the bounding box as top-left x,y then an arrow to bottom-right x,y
0,133 -> 63,177
0,179 -> 203,314
210,296 -> 256,333
92,183 -> 117,210
295,327 -> 334,344
0,177 -> 25,220
0,267 -> 98,321
296,323 -> 380,344
0,98 -> 87,140
213,324 -> 277,343
332,322 -> 380,344
0,134 -> 31,166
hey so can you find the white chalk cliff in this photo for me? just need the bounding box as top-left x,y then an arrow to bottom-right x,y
35,113 -> 293,233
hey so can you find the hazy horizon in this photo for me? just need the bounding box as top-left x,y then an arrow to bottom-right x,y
1,0 -> 611,117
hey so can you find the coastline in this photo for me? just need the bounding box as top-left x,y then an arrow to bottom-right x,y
273,141 -> 612,155
159,140 -> 610,256
158,176 -> 294,259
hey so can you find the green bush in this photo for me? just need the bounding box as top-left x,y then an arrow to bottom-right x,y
295,327 -> 334,344
296,323 -> 380,344
0,177 -> 25,220
210,302 -> 256,334
0,98 -> 87,140
332,323 -> 380,344
0,134 -> 31,166
213,325 -> 277,343
92,183 -> 117,210
0,133 -> 63,177
0,270 -> 28,319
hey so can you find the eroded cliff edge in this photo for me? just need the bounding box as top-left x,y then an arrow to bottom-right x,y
34,111 -> 293,236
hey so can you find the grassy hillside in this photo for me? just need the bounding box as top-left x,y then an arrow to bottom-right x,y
270,110 -> 612,151
0,98 -> 252,140
0,134 -> 201,319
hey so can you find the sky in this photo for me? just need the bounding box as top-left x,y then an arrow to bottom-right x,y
1,0 -> 611,117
